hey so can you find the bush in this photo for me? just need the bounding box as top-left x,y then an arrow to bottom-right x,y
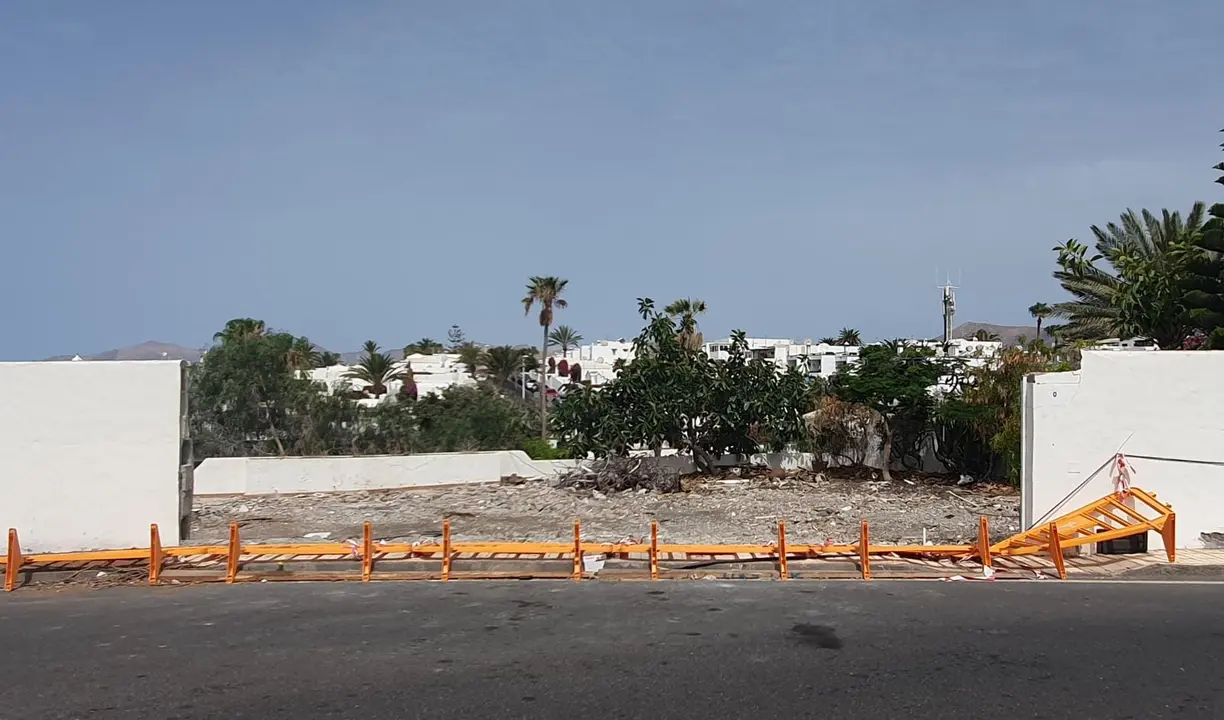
520,437 -> 573,460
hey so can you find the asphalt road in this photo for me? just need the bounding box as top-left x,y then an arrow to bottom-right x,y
2,581 -> 1222,719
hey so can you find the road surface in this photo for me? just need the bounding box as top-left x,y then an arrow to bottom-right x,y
1,581 -> 1221,719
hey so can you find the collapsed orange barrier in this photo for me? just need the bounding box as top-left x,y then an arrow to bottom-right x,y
0,488 -> 1175,591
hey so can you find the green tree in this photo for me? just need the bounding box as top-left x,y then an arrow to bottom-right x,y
1185,128 -> 1224,348
413,385 -> 535,452
1051,204 -> 1205,348
937,345 -> 1075,484
403,338 -> 444,356
827,343 -> 945,482
191,327 -> 315,457
548,325 -> 584,357
836,327 -> 862,346
317,351 -> 343,367
663,298 -> 708,350
212,318 -> 266,345
344,341 -> 398,397
446,325 -> 466,351
522,276 -> 569,439
971,329 -> 1001,342
552,299 -> 811,471
817,336 -> 838,345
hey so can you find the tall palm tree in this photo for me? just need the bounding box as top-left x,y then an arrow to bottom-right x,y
522,276 -> 569,438
548,325 -> 583,358
836,327 -> 862,346
1028,303 -> 1052,339
663,298 -> 707,350
403,338 -> 444,356
213,318 -> 266,345
343,341 -> 398,397
480,345 -> 532,389
1051,203 -> 1205,348
455,343 -> 483,379
284,336 -> 319,378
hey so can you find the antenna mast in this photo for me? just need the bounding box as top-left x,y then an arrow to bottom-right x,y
939,274 -> 957,344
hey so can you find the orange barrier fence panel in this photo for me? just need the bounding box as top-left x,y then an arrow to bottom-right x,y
571,521 -> 582,581
4,529 -> 22,592
441,519 -> 452,581
225,523 -> 241,584
149,524 -> 163,585
777,520 -> 789,580
361,521 -> 373,582
649,521 -> 659,580
859,521 -> 871,580
1048,522 -> 1066,579
977,516 -> 991,569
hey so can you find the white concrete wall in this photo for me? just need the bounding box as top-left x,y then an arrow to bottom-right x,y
0,361 -> 187,552
1023,351 -> 1224,550
194,450 -> 825,496
195,450 -> 582,495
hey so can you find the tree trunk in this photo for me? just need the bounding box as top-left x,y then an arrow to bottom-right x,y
878,418 -> 893,482
540,322 -> 550,439
1036,317 -> 1043,339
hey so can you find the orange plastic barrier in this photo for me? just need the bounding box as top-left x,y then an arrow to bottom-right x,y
1,488 -> 1176,591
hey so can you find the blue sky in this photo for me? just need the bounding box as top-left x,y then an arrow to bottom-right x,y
2,1 -> 1221,359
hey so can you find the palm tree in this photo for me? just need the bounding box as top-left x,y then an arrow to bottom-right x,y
523,276 -> 569,438
836,327 -> 861,346
663,298 -> 708,350
548,325 -> 583,358
971,329 -> 1001,342
480,345 -> 532,389
1051,203 -> 1205,348
816,336 -> 838,345
1028,303 -> 1052,339
284,337 -> 319,377
213,318 -> 266,345
455,343 -> 483,379
317,351 -> 342,367
403,338 -> 444,356
343,341 -> 398,397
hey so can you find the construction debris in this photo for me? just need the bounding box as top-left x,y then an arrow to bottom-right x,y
192,468 -> 1021,547
556,456 -> 684,494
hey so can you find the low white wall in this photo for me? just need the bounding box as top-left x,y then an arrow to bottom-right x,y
0,361 -> 187,552
194,450 -> 822,496
1023,351 -> 1224,550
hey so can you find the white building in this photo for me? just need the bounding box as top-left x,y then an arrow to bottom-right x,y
309,352 -> 476,406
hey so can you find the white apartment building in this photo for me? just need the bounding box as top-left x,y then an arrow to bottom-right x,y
309,352 -> 476,406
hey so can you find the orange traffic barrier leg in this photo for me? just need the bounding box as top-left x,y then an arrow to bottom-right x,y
649,521 -> 659,580
977,516 -> 992,570
859,520 -> 872,580
1048,522 -> 1066,579
225,522 -> 241,584
441,519 -> 452,581
1162,512 -> 1177,563
572,520 -> 583,581
362,521 -> 373,582
777,520 -> 789,580
4,529 -> 22,593
149,524 -> 163,585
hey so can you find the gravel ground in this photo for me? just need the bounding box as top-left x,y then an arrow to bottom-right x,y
191,471 -> 1020,547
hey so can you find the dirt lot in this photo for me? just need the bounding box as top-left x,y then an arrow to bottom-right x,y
192,470 -> 1020,547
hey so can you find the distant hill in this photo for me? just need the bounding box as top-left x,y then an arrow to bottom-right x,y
945,322 -> 1053,347
45,341 -> 204,363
